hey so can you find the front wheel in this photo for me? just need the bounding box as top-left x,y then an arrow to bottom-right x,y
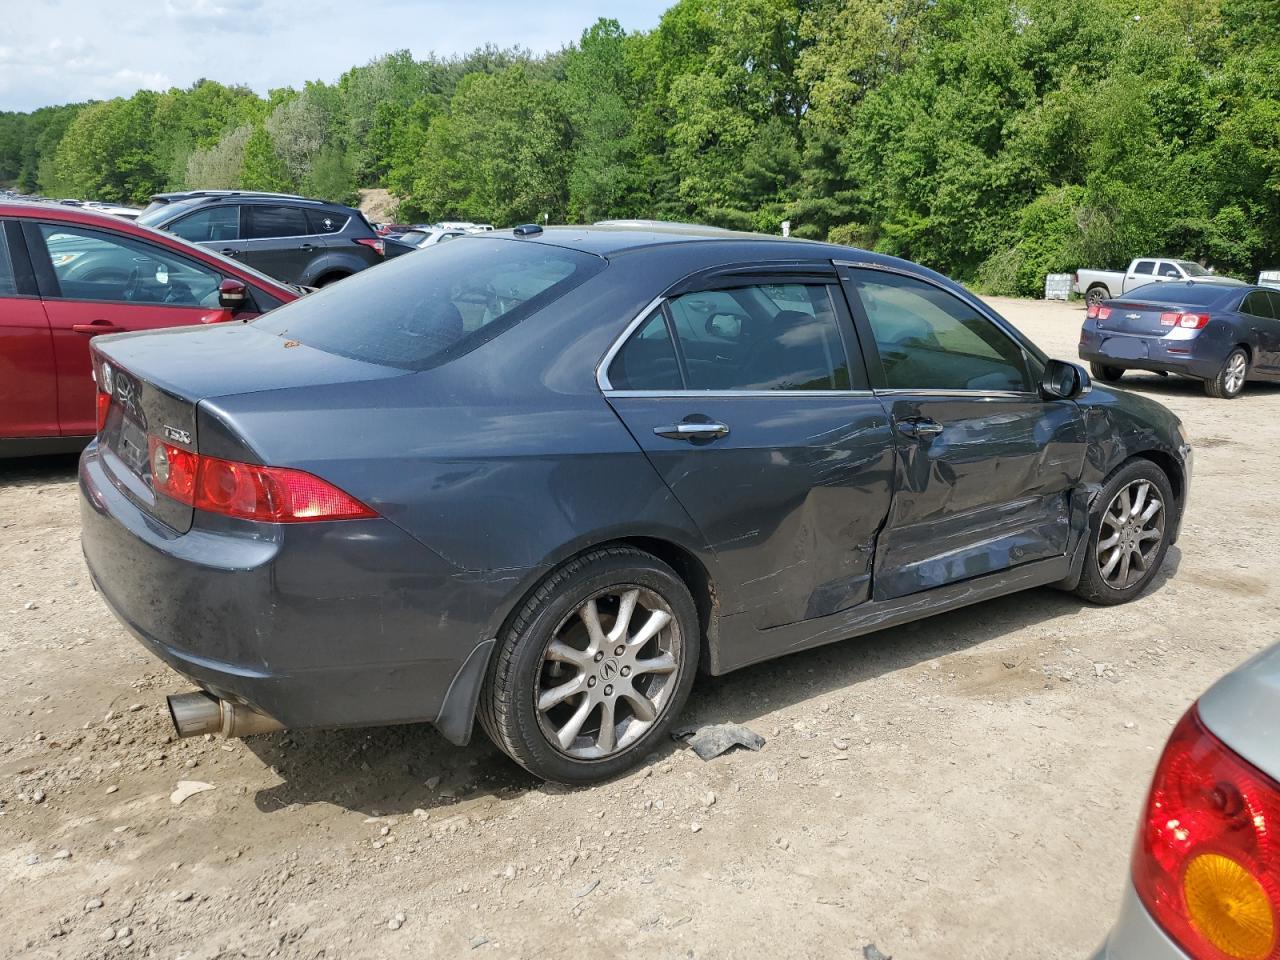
1090,362 -> 1125,383
1074,460 -> 1174,606
1203,348 -> 1249,399
478,547 -> 699,783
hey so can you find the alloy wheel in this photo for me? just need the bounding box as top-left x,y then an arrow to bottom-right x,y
535,587 -> 681,760
1096,479 -> 1165,590
1224,352 -> 1248,395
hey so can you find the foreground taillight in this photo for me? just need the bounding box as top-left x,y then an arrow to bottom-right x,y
147,439 -> 375,522
1133,706 -> 1280,960
354,237 -> 385,256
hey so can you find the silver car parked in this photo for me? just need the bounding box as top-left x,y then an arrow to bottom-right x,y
1092,642 -> 1280,959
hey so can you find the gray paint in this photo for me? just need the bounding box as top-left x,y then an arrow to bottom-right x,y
1198,641 -> 1280,784
79,227 -> 1191,745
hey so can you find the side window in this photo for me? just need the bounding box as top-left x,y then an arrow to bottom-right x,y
306,210 -> 348,234
0,226 -> 16,296
37,224 -> 223,308
168,205 -> 239,243
1158,262 -> 1181,278
850,270 -> 1031,392
1266,292 -> 1280,320
1133,261 -> 1155,276
244,205 -> 309,240
1244,291 -> 1277,319
608,309 -> 682,391
608,284 -> 856,392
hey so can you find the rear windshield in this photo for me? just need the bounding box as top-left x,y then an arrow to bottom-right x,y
1123,281 -> 1242,306
1177,261 -> 1210,277
253,237 -> 605,370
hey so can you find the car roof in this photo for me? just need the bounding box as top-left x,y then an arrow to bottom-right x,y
493,223 -> 852,260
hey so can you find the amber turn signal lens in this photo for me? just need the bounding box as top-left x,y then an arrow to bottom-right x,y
1183,853 -> 1275,959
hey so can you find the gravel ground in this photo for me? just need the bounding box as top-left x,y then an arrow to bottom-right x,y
2,296 -> 1277,960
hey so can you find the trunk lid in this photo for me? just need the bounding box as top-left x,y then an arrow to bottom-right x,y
91,322 -> 405,533
1097,299 -> 1187,337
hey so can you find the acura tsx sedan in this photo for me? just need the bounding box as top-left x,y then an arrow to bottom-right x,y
79,224 -> 1192,783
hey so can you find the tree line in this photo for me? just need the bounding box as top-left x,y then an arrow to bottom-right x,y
1,0 -> 1277,296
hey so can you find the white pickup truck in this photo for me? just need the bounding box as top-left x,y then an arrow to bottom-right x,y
1074,257 -> 1232,307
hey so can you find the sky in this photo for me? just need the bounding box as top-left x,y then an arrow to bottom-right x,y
0,0 -> 673,112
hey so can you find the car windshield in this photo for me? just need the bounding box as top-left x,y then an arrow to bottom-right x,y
1124,282 -> 1241,306
1177,261 -> 1211,277
253,237 -> 606,370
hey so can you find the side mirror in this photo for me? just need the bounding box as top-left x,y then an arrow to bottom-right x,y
218,278 -> 248,311
1040,359 -> 1090,400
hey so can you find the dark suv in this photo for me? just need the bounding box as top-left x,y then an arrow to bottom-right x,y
136,191 -> 412,286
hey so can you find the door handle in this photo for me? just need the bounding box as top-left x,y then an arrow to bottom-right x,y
298,243 -> 316,251
653,421 -> 730,441
897,417 -> 944,439
71,320 -> 122,335
219,248 -> 238,257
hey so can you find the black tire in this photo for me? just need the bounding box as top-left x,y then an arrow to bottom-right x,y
1203,347 -> 1249,399
1090,362 -> 1125,383
1074,459 -> 1175,606
478,546 -> 700,784
1085,286 -> 1109,309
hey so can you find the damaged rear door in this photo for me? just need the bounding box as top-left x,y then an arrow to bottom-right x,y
600,272 -> 896,629
838,264 -> 1086,601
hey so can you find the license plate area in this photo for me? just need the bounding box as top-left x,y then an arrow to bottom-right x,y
117,417 -> 150,479
1101,337 -> 1149,360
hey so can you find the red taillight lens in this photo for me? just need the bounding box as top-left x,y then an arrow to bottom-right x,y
1098,306 -> 1112,320
1133,706 -> 1280,960
1087,304 -> 1099,318
354,237 -> 385,256
147,440 -> 375,522
1161,312 -> 1181,326
1180,313 -> 1210,329
95,389 -> 111,433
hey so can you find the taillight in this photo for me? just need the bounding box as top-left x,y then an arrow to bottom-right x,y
1088,304 -> 1100,318
147,439 -> 375,522
95,388 -> 111,433
354,237 -> 385,256
1180,313 -> 1210,329
1098,306 -> 1112,320
1133,706 -> 1280,960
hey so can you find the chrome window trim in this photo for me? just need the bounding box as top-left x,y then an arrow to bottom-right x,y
873,388 -> 1041,400
596,294 -> 668,392
605,389 -> 877,399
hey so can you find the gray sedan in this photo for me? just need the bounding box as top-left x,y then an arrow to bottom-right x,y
1079,280 -> 1280,398
1092,642 -> 1280,959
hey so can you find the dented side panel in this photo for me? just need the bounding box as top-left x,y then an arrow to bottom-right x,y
607,394 -> 896,628
873,396 -> 1087,600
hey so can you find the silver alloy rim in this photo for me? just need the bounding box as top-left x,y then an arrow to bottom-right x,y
1096,479 -> 1165,590
536,587 -> 681,760
1225,353 -> 1247,394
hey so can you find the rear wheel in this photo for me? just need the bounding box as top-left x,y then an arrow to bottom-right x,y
1203,348 -> 1249,399
314,272 -> 351,288
1090,362 -> 1125,383
1085,286 -> 1109,310
1074,460 -> 1173,606
478,547 -> 699,783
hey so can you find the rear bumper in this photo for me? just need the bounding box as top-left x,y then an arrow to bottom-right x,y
79,443 -> 519,742
1090,883 -> 1188,960
1079,330 -> 1223,380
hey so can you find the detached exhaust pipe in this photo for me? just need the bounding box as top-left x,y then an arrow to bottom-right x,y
168,691 -> 284,739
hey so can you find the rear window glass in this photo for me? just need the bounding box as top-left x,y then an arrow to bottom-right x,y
253,237 -> 605,370
1124,282 -> 1244,306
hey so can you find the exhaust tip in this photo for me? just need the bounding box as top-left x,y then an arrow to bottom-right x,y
168,691 -> 222,738
167,691 -> 285,739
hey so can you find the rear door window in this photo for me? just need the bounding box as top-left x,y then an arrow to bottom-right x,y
1243,291 -> 1278,319
169,205 -> 240,243
244,205 -> 309,240
1134,261 -> 1155,276
608,284 -> 856,392
0,226 -> 16,296
254,237 -> 605,369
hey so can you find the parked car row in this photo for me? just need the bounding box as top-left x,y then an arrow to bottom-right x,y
1,189 -> 142,219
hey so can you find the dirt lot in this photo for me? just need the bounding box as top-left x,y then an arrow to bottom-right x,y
2,296 -> 1276,960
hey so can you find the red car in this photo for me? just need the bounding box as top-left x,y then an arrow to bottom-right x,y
0,202 -> 299,456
